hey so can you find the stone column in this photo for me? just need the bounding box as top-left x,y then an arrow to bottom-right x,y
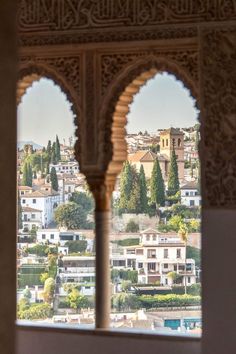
90,176 -> 115,329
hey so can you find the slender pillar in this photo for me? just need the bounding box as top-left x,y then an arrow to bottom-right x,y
90,179 -> 114,329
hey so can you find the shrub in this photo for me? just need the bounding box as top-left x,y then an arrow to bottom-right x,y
125,220 -> 139,233
18,303 -> 52,320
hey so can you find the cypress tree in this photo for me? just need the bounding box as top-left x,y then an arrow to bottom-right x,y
127,165 -> 141,213
119,161 -> 133,211
50,167 -> 58,191
167,149 -> 180,196
27,163 -> 33,187
46,140 -> 52,156
22,162 -> 28,186
150,159 -> 165,207
51,142 -> 57,164
139,165 -> 148,213
56,135 -> 61,162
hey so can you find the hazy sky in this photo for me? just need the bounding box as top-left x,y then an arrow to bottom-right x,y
17,73 -> 198,146
17,78 -> 75,146
127,72 -> 198,133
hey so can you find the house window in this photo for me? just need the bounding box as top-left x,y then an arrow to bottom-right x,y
190,200 -> 195,206
163,263 -> 168,269
138,263 -> 143,268
31,214 -> 35,219
50,234 -> 54,240
177,249 -> 181,258
32,199 -> 36,204
42,234 -> 46,240
22,199 -> 26,204
148,263 -> 156,271
147,249 -> 156,258
164,249 -> 168,258
166,139 -> 168,146
186,191 -> 189,196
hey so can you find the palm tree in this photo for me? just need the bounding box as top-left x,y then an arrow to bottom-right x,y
178,222 -> 188,294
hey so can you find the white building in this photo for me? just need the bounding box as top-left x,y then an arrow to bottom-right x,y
58,256 -> 95,295
20,190 -> 60,227
37,229 -> 84,245
49,161 -> 79,175
181,181 -> 201,207
37,229 -> 60,243
22,206 -> 42,231
111,228 -> 196,286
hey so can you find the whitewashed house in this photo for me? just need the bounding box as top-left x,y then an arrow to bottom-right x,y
180,181 -> 201,207
20,190 -> 60,227
22,206 -> 42,231
111,228 -> 196,287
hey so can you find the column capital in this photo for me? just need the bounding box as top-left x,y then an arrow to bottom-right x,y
87,174 -> 116,212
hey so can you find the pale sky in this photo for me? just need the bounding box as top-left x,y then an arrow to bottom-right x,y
127,72 -> 198,133
17,73 -> 198,146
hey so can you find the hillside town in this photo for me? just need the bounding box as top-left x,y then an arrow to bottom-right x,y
17,126 -> 201,332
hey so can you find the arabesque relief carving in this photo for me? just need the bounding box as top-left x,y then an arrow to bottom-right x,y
18,0 -> 236,32
200,26 -> 236,207
18,1 -> 236,46
100,49 -> 198,97
18,55 -> 82,165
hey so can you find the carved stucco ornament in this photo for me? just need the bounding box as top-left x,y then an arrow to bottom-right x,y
200,26 -> 236,207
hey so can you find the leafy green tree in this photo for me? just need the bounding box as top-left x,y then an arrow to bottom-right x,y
126,165 -> 141,213
70,192 -> 94,213
40,272 -> 49,284
22,162 -> 29,186
186,246 -> 200,268
125,220 -> 139,233
43,277 -> 55,303
23,287 -> 32,300
67,288 -> 89,311
18,297 -> 30,312
150,159 -> 165,207
119,161 -> 133,211
54,202 -> 88,229
121,280 -> 132,292
139,165 -> 148,213
112,293 -> 140,311
27,163 -> 33,187
50,167 -> 58,191
167,149 -> 180,196
167,271 -> 178,284
48,254 -> 57,279
65,240 -> 87,253
55,135 -> 61,162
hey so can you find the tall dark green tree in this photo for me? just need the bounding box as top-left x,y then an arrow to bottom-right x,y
55,135 -> 61,162
50,167 -> 58,191
127,166 -> 141,213
119,161 -> 133,211
139,165 -> 148,213
150,159 -> 165,207
22,162 -> 32,187
22,162 -> 28,186
46,140 -> 52,157
51,142 -> 57,164
167,149 -> 180,196
27,163 -> 33,187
